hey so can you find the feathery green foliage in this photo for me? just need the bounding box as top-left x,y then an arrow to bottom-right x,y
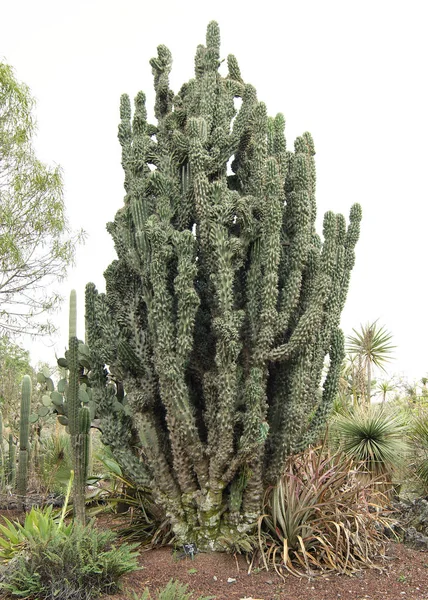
0,62 -> 84,337
0,337 -> 33,429
85,22 -> 361,550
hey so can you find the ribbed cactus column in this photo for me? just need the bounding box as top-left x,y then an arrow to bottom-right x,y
16,375 -> 31,507
67,290 -> 89,524
85,22 -> 361,550
8,434 -> 16,487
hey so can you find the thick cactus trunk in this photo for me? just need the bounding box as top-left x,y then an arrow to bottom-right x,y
85,22 -> 361,551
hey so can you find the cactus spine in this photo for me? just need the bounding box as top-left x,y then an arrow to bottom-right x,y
85,22 -> 361,550
16,375 -> 31,504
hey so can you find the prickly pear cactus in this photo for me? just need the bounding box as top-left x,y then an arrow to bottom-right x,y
85,22 -> 361,550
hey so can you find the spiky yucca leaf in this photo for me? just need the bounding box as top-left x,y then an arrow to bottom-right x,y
332,405 -> 407,478
409,411 -> 428,494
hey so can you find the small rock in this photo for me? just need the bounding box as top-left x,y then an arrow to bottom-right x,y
404,526 -> 428,551
213,576 -> 217,581
227,577 -> 237,583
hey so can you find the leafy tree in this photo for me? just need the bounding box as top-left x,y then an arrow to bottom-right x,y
346,321 -> 395,405
0,62 -> 84,336
0,336 -> 33,430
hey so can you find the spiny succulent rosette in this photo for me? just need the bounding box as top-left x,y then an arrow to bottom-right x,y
85,21 -> 361,551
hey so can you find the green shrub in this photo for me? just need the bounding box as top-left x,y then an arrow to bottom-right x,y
133,579 -> 214,600
0,506 -> 139,599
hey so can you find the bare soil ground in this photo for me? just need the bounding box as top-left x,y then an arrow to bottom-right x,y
1,504 -> 428,600
104,541 -> 428,600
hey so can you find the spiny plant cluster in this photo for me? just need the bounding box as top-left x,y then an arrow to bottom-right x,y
81,21 -> 361,550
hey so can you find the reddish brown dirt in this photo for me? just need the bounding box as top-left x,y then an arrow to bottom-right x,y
2,506 -> 428,600
103,540 -> 428,600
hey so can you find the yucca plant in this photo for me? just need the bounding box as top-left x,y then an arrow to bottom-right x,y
331,404 -> 408,483
346,321 -> 395,405
408,410 -> 428,496
258,446 -> 391,577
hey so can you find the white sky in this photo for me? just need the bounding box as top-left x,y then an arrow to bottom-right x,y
2,0 -> 427,382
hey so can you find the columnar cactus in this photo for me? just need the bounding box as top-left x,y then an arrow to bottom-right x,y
66,290 -> 91,524
85,22 -> 361,550
8,434 -> 16,487
37,291 -> 93,520
16,375 -> 31,503
68,336 -> 89,523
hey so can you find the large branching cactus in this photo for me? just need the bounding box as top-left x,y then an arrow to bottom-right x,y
85,22 -> 361,550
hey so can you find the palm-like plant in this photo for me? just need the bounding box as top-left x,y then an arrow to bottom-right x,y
346,321 -> 395,405
377,379 -> 396,404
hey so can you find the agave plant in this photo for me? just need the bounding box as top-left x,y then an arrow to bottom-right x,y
0,474 -> 73,563
258,446 -> 391,577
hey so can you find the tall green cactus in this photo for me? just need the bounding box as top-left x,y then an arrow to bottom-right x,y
8,434 -> 16,488
16,375 -> 31,504
85,22 -> 361,550
66,290 -> 90,524
36,289 -> 98,519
